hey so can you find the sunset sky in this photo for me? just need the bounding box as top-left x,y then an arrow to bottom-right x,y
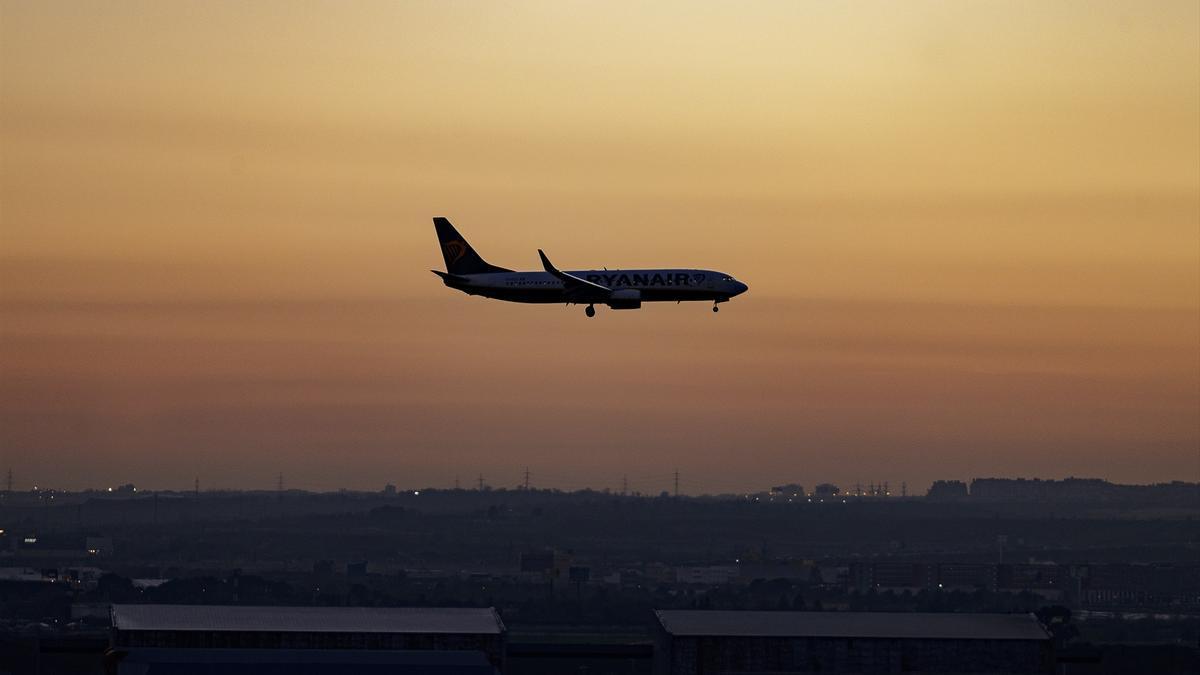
2,1 -> 1197,494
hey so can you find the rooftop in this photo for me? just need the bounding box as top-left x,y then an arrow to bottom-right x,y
655,610 -> 1049,641
115,649 -> 496,674
111,605 -> 505,635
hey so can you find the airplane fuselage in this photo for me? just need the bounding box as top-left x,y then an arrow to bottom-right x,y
442,269 -> 743,305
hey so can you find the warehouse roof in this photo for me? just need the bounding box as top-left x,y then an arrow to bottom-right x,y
115,649 -> 497,674
111,605 -> 505,634
655,611 -> 1049,641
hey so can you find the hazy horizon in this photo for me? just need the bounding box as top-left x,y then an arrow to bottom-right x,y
3,1 -> 1198,494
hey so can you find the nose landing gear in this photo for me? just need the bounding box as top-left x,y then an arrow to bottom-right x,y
585,304 -> 596,318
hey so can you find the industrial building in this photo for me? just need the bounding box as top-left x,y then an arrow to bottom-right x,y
109,648 -> 497,674
654,610 -> 1053,674
108,604 -> 505,672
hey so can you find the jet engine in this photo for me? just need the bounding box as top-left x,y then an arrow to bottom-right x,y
606,289 -> 642,310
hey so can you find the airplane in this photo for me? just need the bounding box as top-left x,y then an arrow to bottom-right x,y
431,217 -> 748,317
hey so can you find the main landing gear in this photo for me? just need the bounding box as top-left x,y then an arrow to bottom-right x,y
712,305 -> 719,313
585,304 -> 596,318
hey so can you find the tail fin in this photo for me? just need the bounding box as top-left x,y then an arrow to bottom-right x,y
433,217 -> 511,275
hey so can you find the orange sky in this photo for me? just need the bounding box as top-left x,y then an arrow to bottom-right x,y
2,1 -> 1197,493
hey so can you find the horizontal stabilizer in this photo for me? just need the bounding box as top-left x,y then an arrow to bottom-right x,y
431,269 -> 470,284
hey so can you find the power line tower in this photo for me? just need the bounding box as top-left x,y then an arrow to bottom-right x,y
276,472 -> 284,496
454,475 -> 460,490
477,474 -> 485,491
193,477 -> 199,497
883,481 -> 890,497
523,467 -> 530,490
901,481 -> 907,498
621,474 -> 628,497
673,469 -> 680,498
5,467 -> 12,495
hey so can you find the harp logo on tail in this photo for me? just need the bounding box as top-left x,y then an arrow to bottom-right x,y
443,240 -> 468,264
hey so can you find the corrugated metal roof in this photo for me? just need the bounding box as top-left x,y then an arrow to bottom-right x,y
120,649 -> 491,664
111,605 -> 505,634
116,649 -> 497,674
655,610 -> 1049,641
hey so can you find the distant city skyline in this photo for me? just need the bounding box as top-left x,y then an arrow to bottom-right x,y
2,2 -> 1197,493
1,469 -> 1195,498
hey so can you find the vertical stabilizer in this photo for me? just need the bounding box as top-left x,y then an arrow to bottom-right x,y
433,218 -> 511,274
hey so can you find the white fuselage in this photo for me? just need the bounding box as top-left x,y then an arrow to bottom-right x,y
443,269 -> 747,306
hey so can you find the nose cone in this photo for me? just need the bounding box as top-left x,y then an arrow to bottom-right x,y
734,281 -> 749,296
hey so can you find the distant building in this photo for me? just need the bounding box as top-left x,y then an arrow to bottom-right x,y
938,562 -> 997,590
850,561 -> 1013,592
0,566 -> 49,583
926,480 -> 969,500
738,561 -> 811,583
674,566 -> 739,585
967,477 -> 1199,504
769,483 -> 805,498
110,605 -> 506,670
654,610 -> 1052,674
918,477 -> 1200,505
813,483 -> 840,499
85,536 -> 113,557
1078,562 -> 1200,607
849,562 -> 933,592
12,533 -> 90,559
849,560 -> 1196,605
970,478 -> 1066,501
998,563 -> 1065,600
519,550 -> 573,588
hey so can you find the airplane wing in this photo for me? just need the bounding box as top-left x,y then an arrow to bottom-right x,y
538,249 -> 611,299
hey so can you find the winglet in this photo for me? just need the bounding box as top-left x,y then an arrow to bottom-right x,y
536,250 -> 611,297
537,249 -> 558,273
